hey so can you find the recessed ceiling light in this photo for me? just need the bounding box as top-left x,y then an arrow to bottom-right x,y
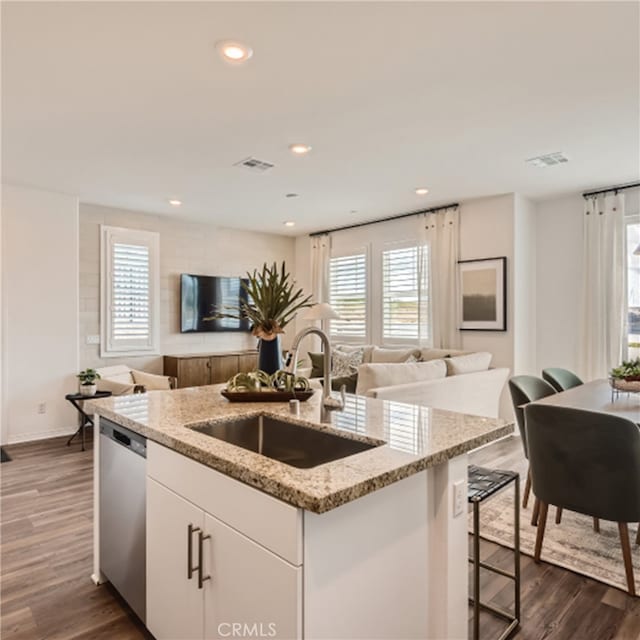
169,199 -> 182,206
415,188 -> 429,195
350,210 -> 358,214
216,41 -> 253,64
285,193 -> 299,198
284,221 -> 296,227
289,144 -> 312,155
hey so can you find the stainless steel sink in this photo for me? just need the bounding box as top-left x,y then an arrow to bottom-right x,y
188,415 -> 381,468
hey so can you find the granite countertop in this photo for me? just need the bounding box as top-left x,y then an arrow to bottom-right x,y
87,385 -> 513,513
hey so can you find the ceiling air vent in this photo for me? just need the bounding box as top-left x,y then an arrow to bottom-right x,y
526,152 -> 569,167
234,157 -> 275,173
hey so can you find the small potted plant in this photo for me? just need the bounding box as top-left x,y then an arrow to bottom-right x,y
77,369 -> 101,396
609,357 -> 640,392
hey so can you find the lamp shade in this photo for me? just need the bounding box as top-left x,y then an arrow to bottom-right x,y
303,302 -> 342,321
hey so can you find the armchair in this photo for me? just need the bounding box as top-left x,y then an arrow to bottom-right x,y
95,365 -> 177,396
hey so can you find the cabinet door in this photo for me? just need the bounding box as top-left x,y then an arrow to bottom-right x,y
178,357 -> 211,388
209,355 -> 240,384
203,513 -> 301,640
237,353 -> 258,373
147,478 -> 204,640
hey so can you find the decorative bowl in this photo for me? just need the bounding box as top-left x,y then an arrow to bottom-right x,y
221,389 -> 316,403
609,377 -> 640,393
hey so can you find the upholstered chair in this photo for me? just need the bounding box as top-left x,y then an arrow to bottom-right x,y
525,403 -> 640,595
541,368 -> 584,393
508,376 -> 557,516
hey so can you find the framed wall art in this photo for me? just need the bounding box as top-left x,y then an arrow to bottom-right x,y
458,257 -> 507,331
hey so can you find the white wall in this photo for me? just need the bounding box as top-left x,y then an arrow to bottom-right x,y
535,188 -> 640,377
513,194 -> 537,375
535,193 -> 583,375
80,204 -> 295,373
459,194 -> 518,418
2,184 -> 79,443
0,186 -> 5,445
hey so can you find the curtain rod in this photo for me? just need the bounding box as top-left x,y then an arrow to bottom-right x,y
582,181 -> 640,198
309,202 -> 459,237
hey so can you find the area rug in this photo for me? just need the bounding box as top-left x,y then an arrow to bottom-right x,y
473,488 -> 640,595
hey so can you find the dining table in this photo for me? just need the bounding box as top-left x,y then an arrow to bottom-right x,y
532,378 -> 640,424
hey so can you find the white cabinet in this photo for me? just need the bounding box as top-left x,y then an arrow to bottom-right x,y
147,478 -> 204,640
203,513 -> 301,640
146,447 -> 302,640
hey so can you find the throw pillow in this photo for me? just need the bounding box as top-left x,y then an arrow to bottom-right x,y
131,369 -> 172,390
420,348 -> 470,362
444,352 -> 492,376
96,378 -> 137,396
355,360 -> 447,395
332,347 -> 364,377
307,352 -> 325,378
370,347 -> 422,363
405,353 -> 421,363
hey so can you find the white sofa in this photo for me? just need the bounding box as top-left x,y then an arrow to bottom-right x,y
308,345 -> 509,419
367,367 -> 509,419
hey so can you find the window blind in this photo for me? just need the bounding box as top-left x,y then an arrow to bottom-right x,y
382,245 -> 429,341
329,253 -> 367,339
101,226 -> 159,356
112,242 -> 151,341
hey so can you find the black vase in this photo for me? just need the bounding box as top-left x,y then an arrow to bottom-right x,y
258,336 -> 283,375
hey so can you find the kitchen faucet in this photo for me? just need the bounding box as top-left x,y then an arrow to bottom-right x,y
284,327 -> 345,410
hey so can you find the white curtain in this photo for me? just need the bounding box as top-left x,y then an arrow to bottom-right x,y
418,207 -> 461,349
579,193 -> 626,380
310,233 -> 331,304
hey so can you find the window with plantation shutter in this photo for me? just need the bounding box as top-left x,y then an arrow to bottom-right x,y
382,244 -> 429,342
329,252 -> 367,340
101,226 -> 160,356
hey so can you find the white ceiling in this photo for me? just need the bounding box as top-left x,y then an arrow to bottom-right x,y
2,1 -> 639,235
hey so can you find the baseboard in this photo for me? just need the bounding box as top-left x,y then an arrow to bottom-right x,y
7,427 -> 78,445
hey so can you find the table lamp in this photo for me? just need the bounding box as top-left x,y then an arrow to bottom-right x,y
303,302 -> 342,334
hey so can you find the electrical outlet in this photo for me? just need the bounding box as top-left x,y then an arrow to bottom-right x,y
453,480 -> 465,517
37,402 -> 46,414
86,335 -> 100,345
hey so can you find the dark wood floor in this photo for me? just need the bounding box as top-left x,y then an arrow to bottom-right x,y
1,434 -> 639,640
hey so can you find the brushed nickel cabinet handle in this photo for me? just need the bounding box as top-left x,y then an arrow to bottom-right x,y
187,524 -> 200,580
198,530 -> 211,589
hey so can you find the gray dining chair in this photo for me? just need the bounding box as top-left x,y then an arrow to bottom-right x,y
541,368 -> 584,393
525,403 -> 640,596
508,376 -> 557,518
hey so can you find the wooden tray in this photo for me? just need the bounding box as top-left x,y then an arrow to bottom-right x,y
221,389 -> 316,403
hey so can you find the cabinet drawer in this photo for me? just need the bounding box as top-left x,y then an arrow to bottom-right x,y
147,441 -> 302,566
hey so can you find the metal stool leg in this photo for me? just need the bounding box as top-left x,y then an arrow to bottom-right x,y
473,500 -> 481,640
468,467 -> 520,640
514,476 -> 521,624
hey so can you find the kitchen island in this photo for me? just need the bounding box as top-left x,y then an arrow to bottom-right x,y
89,385 -> 513,640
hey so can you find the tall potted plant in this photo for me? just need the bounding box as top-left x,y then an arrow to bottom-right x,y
210,262 -> 314,374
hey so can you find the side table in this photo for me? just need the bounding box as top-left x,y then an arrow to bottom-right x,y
65,391 -> 112,451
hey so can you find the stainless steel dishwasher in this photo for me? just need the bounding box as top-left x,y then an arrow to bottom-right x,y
99,419 -> 146,623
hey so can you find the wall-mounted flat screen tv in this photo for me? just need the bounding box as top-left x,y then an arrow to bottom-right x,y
180,274 -> 251,333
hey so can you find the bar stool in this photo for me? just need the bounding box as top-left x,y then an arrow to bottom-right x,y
468,465 -> 521,640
